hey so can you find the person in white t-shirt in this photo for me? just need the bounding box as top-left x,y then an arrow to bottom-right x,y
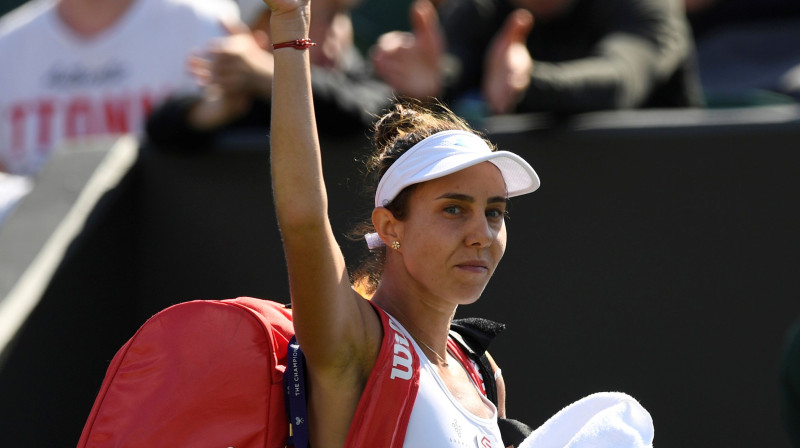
0,0 -> 239,177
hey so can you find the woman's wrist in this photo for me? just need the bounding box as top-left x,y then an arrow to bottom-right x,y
269,6 -> 311,44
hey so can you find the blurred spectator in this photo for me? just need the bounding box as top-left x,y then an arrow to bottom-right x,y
684,0 -> 800,106
0,0 -> 237,223
371,0 -> 704,117
145,0 -> 394,149
349,0 -> 450,55
0,0 -> 238,177
349,0 -> 453,56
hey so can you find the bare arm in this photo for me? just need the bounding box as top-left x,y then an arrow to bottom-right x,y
267,0 -> 379,373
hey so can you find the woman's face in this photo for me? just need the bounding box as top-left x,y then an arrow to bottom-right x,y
396,162 -> 509,305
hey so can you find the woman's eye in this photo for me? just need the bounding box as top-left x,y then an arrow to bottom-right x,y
486,209 -> 506,219
444,205 -> 462,215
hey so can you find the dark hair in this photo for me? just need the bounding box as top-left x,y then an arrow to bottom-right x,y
349,99 -> 494,297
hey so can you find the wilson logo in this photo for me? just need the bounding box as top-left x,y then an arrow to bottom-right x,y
388,319 -> 413,380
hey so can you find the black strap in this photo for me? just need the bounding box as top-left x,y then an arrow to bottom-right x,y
450,318 -> 535,445
284,336 -> 310,448
449,317 -> 506,407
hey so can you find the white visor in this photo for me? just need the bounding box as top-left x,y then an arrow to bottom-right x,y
374,130 -> 540,208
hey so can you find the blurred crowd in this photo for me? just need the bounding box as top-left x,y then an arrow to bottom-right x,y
1,0 -> 800,177
2,0 -> 800,224
0,0 -> 799,156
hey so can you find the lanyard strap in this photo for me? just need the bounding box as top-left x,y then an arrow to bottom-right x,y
447,338 -> 487,397
284,336 -> 310,448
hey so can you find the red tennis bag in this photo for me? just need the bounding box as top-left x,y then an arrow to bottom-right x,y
77,297 -> 294,448
77,296 -> 423,448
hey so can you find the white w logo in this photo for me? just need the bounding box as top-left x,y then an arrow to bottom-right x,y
388,319 -> 413,380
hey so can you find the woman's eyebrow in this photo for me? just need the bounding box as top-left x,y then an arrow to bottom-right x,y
436,193 -> 474,202
435,193 -> 508,204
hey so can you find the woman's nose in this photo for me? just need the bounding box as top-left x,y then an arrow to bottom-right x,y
465,215 -> 494,247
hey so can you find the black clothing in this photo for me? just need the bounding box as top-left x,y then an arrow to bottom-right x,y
440,0 -> 704,114
688,0 -> 800,40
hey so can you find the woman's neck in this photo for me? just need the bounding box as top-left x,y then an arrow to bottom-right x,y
57,0 -> 136,38
371,279 -> 456,359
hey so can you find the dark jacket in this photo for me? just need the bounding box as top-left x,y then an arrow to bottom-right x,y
440,0 -> 704,114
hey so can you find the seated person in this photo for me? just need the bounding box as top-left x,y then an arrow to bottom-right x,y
371,0 -> 704,116
145,0 -> 395,149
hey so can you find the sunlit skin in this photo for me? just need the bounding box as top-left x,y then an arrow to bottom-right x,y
385,162 -> 508,305
370,161 -> 509,424
373,161 -> 508,322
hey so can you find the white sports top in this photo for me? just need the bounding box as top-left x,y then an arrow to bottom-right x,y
389,316 -> 505,448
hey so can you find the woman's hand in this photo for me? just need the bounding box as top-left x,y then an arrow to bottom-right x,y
483,9 -> 534,114
371,0 -> 444,99
208,26 -> 274,99
183,21 -> 272,129
260,0 -> 308,17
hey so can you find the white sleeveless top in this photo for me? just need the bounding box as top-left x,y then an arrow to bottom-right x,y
388,316 -> 505,448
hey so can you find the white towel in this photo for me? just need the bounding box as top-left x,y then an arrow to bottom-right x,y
518,392 -> 654,448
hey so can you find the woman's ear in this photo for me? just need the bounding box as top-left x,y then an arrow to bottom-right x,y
372,207 -> 401,247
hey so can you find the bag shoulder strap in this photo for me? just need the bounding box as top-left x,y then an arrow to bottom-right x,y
284,301 -> 422,448
344,302 -> 421,447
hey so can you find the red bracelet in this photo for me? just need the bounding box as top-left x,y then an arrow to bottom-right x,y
272,38 -> 317,50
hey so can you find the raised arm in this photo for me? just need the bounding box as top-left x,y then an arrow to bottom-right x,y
267,0 -> 379,370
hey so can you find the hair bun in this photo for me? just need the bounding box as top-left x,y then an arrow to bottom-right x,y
372,102 -> 423,149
